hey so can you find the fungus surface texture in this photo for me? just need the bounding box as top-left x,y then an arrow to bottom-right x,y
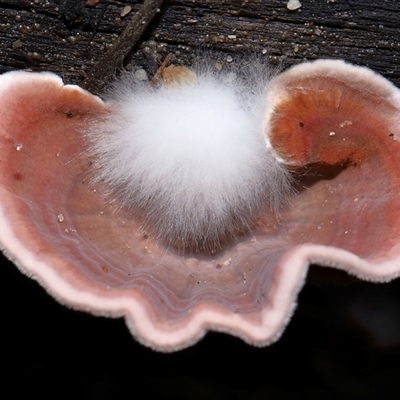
1,60 -> 400,351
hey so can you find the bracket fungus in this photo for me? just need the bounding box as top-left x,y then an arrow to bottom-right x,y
1,59 -> 400,351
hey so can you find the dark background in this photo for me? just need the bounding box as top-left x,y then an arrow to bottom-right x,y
1,1 -> 400,399
4,255 -> 400,399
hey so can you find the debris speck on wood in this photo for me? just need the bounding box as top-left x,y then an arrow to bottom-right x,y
86,0 -> 99,6
121,6 -> 132,17
287,0 -> 302,11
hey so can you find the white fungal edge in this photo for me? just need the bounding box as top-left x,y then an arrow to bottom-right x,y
1,69 -> 400,352
263,59 -> 400,164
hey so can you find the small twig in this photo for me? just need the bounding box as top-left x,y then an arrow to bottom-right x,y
149,52 -> 173,86
82,0 -> 164,93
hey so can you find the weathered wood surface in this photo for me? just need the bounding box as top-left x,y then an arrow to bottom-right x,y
0,0 -> 399,89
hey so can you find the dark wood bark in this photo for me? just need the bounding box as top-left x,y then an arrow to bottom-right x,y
0,0 -> 399,90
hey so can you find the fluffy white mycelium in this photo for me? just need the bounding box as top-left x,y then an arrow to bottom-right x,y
88,65 -> 291,252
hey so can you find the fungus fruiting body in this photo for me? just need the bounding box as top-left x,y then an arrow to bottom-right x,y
1,60 -> 400,351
